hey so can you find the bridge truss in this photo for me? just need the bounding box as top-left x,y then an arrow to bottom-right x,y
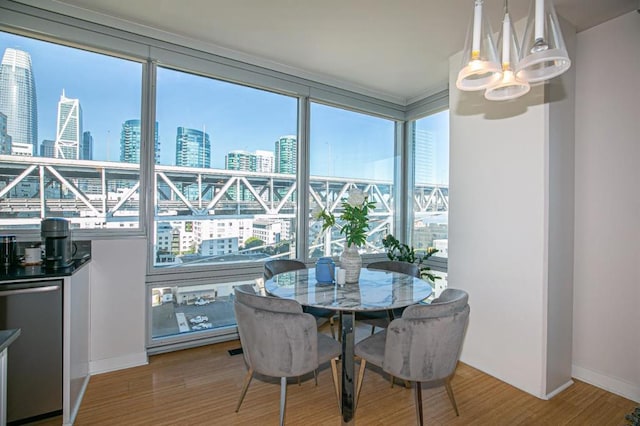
0,156 -> 448,247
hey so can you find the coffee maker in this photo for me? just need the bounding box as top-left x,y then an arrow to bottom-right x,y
41,218 -> 74,269
1,235 -> 17,269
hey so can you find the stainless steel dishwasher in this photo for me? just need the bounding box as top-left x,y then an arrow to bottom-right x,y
0,280 -> 62,424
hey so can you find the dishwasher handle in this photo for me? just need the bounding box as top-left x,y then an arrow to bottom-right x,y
0,285 -> 61,297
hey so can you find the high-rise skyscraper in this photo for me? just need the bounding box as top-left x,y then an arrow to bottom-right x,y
40,139 -> 55,158
175,127 -> 210,168
225,149 -> 274,173
0,48 -> 38,155
412,124 -> 436,185
225,150 -> 255,201
275,135 -> 296,174
0,112 -> 11,155
80,131 -> 93,160
55,90 -> 82,159
225,150 -> 254,171
119,119 -> 159,164
254,150 -> 274,173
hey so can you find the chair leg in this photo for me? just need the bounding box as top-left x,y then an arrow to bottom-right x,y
330,358 -> 340,411
280,376 -> 287,426
314,369 -> 318,386
329,316 -> 335,339
444,377 -> 460,416
370,325 -> 376,335
235,368 -> 254,412
355,359 -> 367,409
413,381 -> 424,426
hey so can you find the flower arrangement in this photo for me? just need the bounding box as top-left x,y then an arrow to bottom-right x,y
314,188 -> 376,248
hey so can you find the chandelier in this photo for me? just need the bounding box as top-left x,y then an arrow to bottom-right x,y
456,0 -> 571,101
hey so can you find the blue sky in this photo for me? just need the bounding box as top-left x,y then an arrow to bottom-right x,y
1,31 -> 448,183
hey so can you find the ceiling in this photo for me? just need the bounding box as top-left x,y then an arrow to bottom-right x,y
22,0 -> 638,104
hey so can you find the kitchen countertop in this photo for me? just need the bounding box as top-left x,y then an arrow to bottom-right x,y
0,255 -> 91,284
0,329 -> 21,353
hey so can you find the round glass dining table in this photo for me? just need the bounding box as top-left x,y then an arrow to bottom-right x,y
264,267 -> 433,425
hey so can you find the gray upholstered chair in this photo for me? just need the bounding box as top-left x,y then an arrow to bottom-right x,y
354,288 -> 470,425
357,261 -> 422,334
263,259 -> 307,280
233,287 -> 341,425
264,259 -> 338,339
368,260 -> 421,278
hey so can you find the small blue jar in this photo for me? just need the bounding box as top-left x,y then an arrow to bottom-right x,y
315,257 -> 335,284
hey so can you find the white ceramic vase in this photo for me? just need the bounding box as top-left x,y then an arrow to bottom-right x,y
340,243 -> 362,283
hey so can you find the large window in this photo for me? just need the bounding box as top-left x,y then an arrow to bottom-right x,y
409,109 -> 449,297
410,110 -> 448,257
411,109 -> 449,251
309,102 -> 396,258
153,67 -> 298,268
0,31 -> 143,230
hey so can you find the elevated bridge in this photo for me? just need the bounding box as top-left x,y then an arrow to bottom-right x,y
0,156 -> 448,232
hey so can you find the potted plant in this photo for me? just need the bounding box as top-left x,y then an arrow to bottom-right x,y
381,234 -> 441,283
314,188 -> 375,283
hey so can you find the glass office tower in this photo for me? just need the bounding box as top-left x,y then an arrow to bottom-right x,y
0,48 -> 38,155
120,119 -> 159,164
0,112 -> 11,154
55,90 -> 82,159
81,131 -> 93,160
175,127 -> 210,168
274,135 -> 296,174
225,150 -> 254,171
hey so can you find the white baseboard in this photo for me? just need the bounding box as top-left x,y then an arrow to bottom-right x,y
572,364 -> 640,403
63,375 -> 90,426
89,351 -> 148,375
545,379 -> 574,400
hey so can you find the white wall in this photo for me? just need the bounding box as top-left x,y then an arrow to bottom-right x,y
448,74 -> 548,397
448,20 -> 576,399
89,238 -> 148,373
545,25 -> 576,396
572,11 -> 640,402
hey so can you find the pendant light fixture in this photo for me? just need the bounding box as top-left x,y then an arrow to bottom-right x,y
485,1 -> 530,101
516,0 -> 571,83
456,0 -> 571,101
456,0 -> 502,91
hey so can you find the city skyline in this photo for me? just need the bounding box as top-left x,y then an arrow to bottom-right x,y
0,31 -> 449,184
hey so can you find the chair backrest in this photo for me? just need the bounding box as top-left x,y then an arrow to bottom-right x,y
367,260 -> 420,278
234,283 -> 257,295
431,288 -> 468,305
263,259 -> 307,280
382,289 -> 470,383
233,287 -> 319,377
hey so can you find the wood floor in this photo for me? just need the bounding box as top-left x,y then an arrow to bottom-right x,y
33,326 -> 636,426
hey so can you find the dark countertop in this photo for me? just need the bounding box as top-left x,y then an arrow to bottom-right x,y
0,329 -> 21,353
0,255 -> 91,284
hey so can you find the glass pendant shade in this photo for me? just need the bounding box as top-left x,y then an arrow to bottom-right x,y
485,11 -> 530,101
516,0 -> 571,83
456,0 -> 502,91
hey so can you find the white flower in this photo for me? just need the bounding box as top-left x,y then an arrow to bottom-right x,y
311,204 -> 324,220
346,189 -> 365,207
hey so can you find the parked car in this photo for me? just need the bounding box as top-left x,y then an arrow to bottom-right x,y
192,322 -> 213,330
189,315 -> 209,324
194,298 -> 210,306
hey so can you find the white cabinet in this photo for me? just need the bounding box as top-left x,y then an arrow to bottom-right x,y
0,329 -> 21,426
63,262 -> 91,426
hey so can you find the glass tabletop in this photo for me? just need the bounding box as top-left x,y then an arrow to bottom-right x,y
264,267 -> 433,312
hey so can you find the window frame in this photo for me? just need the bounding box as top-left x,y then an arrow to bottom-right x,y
0,1 -> 449,348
